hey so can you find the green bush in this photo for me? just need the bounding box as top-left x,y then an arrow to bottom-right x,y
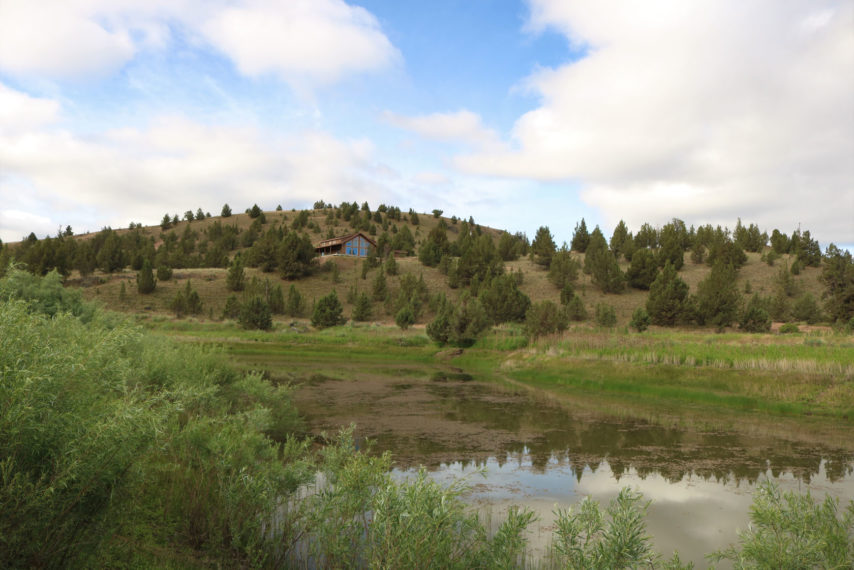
779,323 -> 800,334
711,481 -> 854,568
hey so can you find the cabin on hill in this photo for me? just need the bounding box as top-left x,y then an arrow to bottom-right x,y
315,232 -> 377,257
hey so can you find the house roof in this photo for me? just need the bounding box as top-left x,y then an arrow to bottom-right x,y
314,232 -> 377,249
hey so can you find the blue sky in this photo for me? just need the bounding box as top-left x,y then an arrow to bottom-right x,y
1,0 -> 852,250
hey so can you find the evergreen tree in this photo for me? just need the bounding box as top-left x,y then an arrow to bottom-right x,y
118,281 -> 127,303
530,226 -> 557,267
156,264 -> 173,281
739,293 -> 772,332
626,249 -> 659,290
372,267 -> 388,301
285,284 -> 305,317
226,255 -> 245,291
585,228 -> 625,293
161,214 -> 172,230
820,244 -> 854,323
657,222 -> 685,270
594,303 -> 617,327
278,231 -> 316,279
418,225 -> 450,267
792,293 -> 823,324
221,203 -> 232,217
630,307 -> 651,332
268,283 -> 285,314
352,291 -> 373,321
609,220 -> 632,260
525,300 -> 568,338
548,250 -> 580,290
311,290 -> 344,328
222,294 -> 241,319
136,258 -> 156,294
646,262 -> 689,326
249,204 -> 262,218
395,304 -> 416,330
565,294 -> 588,321
384,254 -> 398,276
239,296 -> 273,330
570,219 -> 590,253
479,274 -> 531,324
634,223 -> 659,249
695,262 -> 742,328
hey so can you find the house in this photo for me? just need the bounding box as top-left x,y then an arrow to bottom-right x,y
314,232 -> 377,257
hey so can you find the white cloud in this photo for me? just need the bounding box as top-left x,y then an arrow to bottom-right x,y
0,1 -> 136,79
0,84 -> 389,242
0,0 -> 399,91
458,0 -> 854,243
384,110 -> 503,150
0,83 -> 60,134
201,0 -> 400,90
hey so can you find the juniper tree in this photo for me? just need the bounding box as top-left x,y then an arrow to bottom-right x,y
226,255 -> 245,291
286,284 -> 305,317
352,291 -> 373,321
311,290 -> 344,329
221,203 -> 232,217
646,262 -> 689,326
626,249 -> 659,290
136,258 -> 156,294
548,249 -> 580,290
479,273 -> 531,324
820,244 -> 854,322
570,219 -> 590,253
584,227 -> 625,293
530,226 -> 557,267
695,261 -> 741,328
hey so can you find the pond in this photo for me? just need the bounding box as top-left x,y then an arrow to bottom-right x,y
292,368 -> 854,566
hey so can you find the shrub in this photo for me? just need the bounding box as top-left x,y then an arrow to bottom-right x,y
156,264 -> 173,281
710,482 -> 854,568
779,323 -> 800,334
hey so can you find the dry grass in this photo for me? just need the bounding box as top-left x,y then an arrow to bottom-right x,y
66,206 -> 831,329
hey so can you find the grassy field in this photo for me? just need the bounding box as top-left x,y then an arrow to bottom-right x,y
148,319 -> 854,430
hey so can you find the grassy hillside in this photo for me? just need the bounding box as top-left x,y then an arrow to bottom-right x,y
52,206 -> 827,330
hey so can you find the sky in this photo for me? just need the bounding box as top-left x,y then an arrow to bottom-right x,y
1,0 -> 852,251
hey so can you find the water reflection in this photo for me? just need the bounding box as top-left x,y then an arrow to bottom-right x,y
294,371 -> 854,566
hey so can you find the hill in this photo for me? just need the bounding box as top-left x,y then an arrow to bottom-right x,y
0,202 -> 845,331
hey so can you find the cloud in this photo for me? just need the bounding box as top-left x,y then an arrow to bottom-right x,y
0,0 -> 399,91
0,84 -> 389,242
384,110 -> 503,150
201,0 -> 400,90
458,0 -> 854,243
0,1 -> 136,79
0,83 -> 60,134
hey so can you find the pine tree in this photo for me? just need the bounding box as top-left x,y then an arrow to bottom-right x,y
372,267 -> 387,301
627,249 -> 659,290
479,273 -> 531,324
548,250 -> 579,290
395,304 -> 416,330
630,307 -> 651,332
609,220 -> 631,259
820,244 -> 854,323
136,258 -> 156,294
268,283 -> 285,314
221,203 -> 232,217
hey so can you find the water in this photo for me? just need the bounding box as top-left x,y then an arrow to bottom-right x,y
293,370 -> 854,566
